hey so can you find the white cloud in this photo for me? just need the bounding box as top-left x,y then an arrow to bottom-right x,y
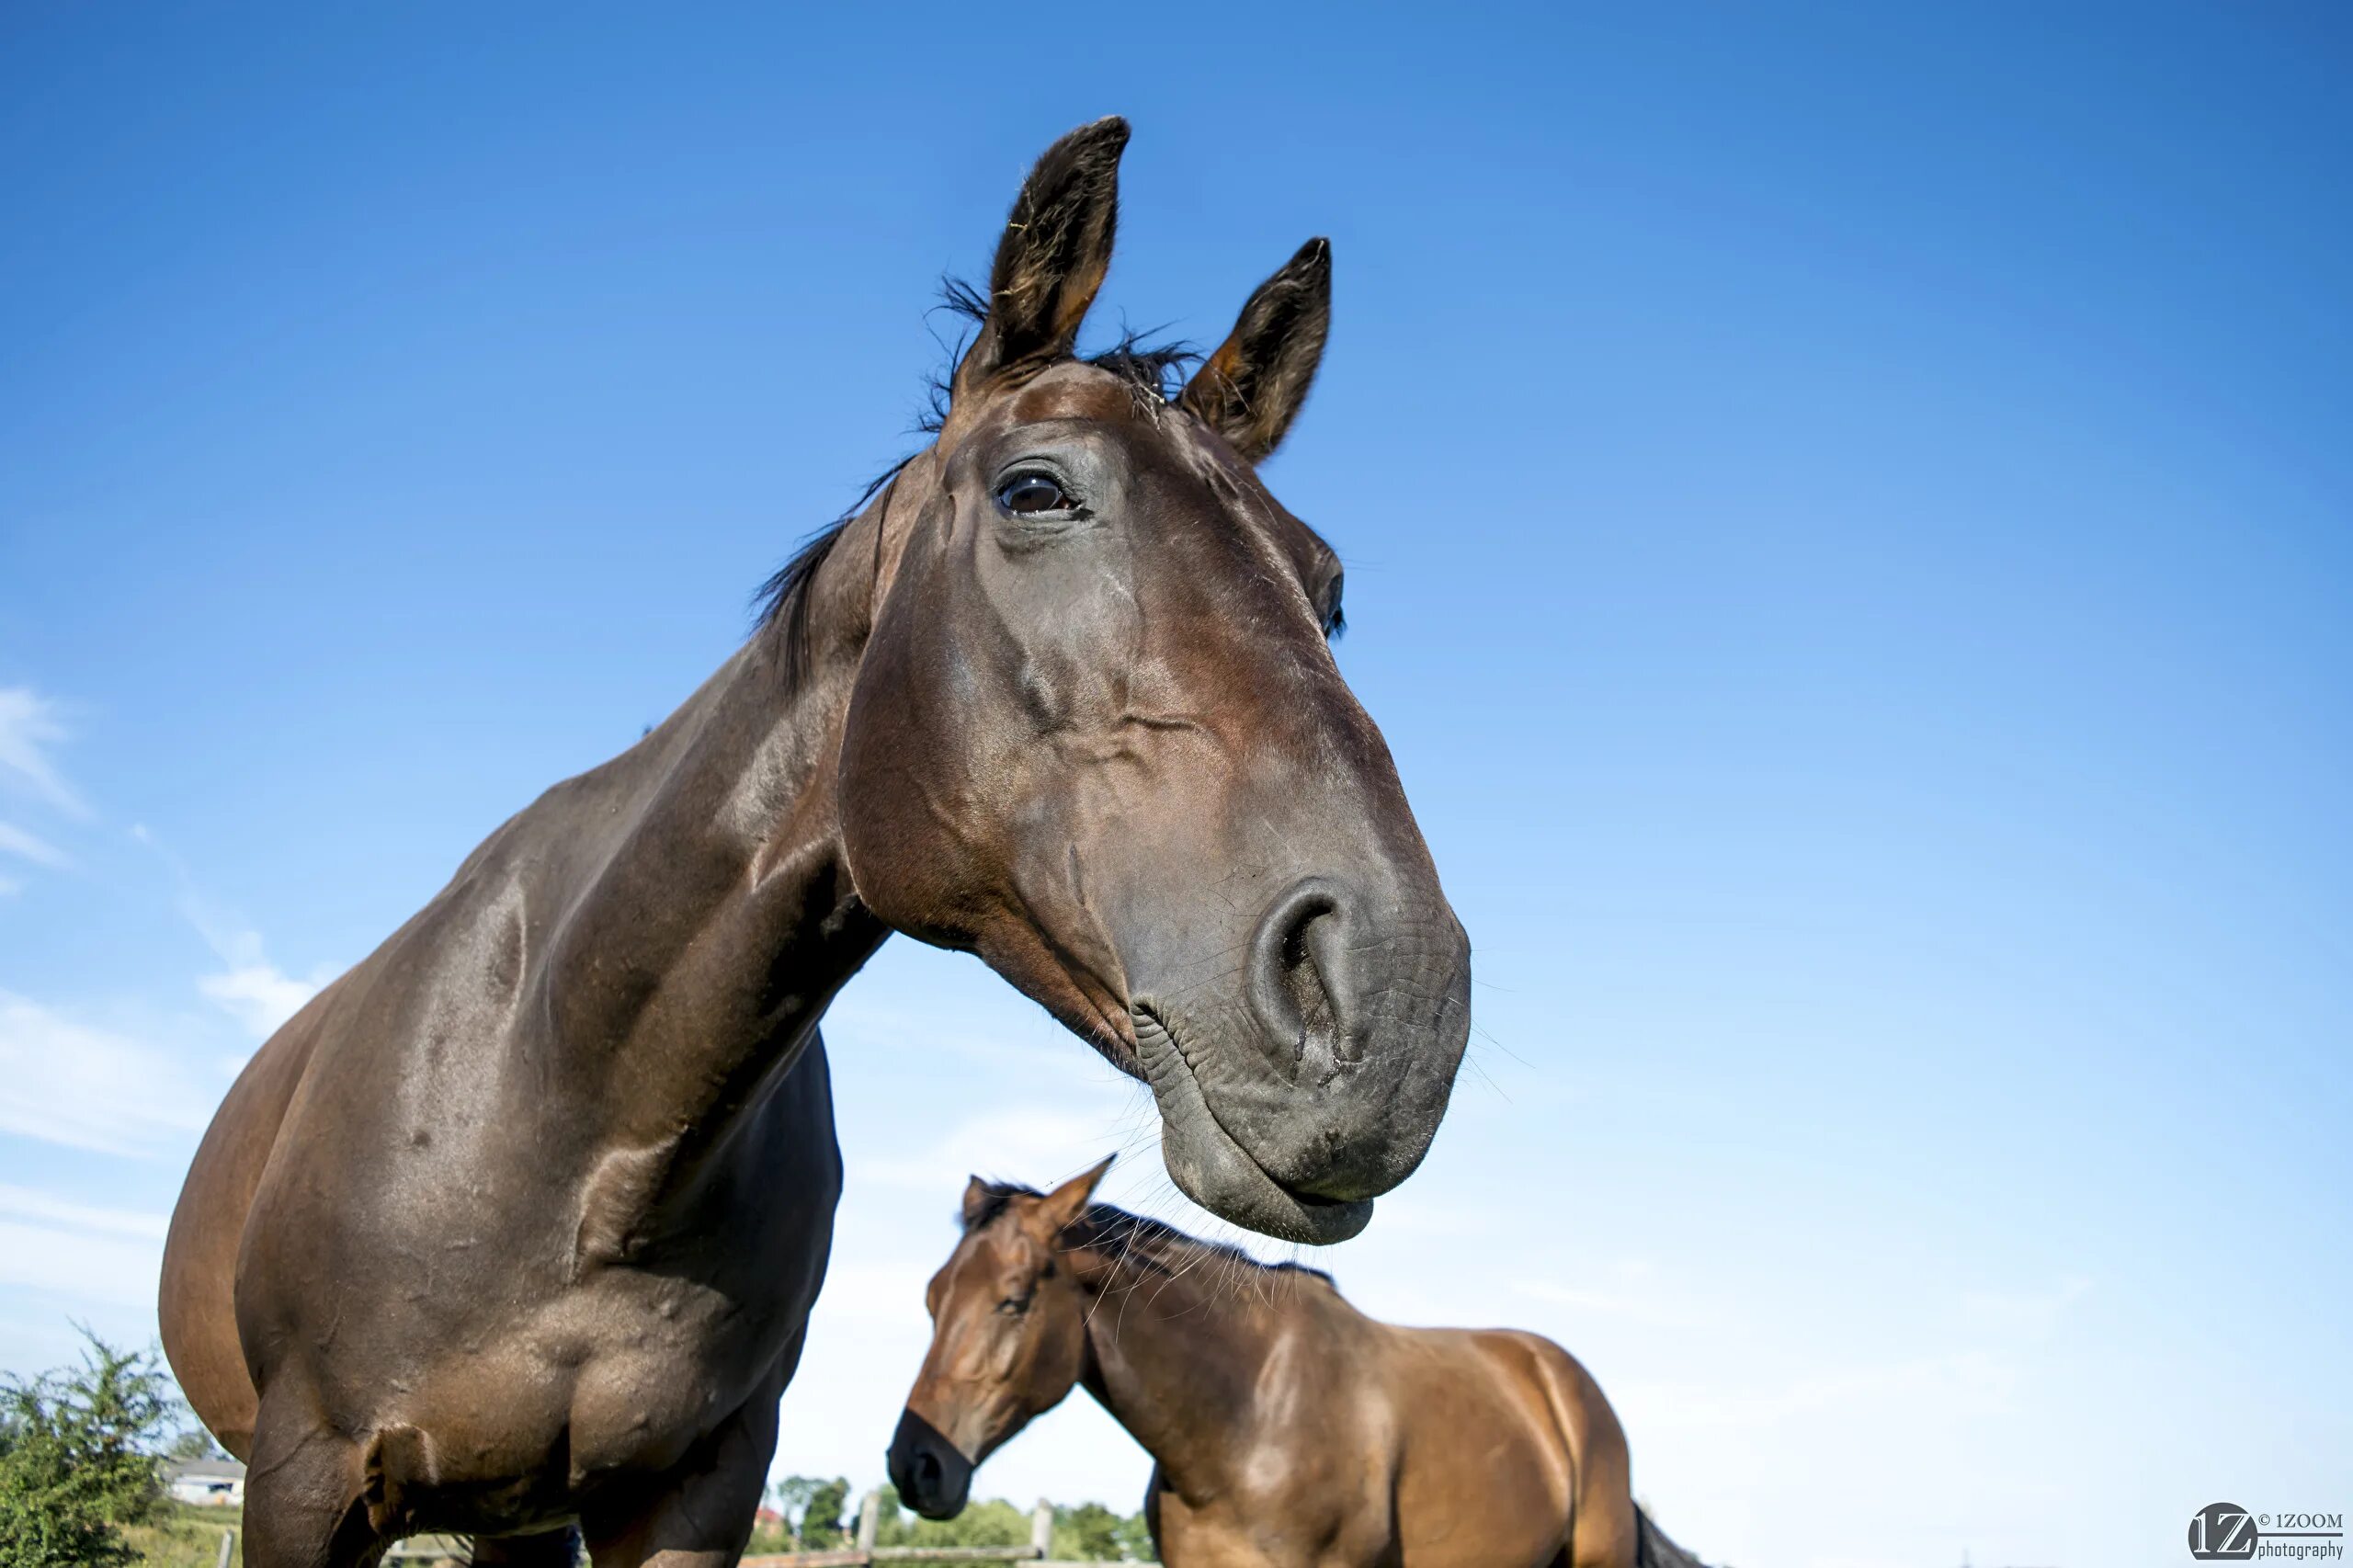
850,1105 -> 1148,1195
198,961 -> 321,1040
155,858 -> 330,1040
1960,1273 -> 2092,1336
0,1218 -> 165,1312
0,1186 -> 168,1241
0,991 -> 214,1157
1623,1347 -> 2021,1433
0,687 -> 86,818
1515,1258 -> 1722,1330
0,821 -> 68,869
0,1184 -> 173,1312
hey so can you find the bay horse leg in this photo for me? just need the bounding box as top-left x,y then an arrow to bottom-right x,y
579,1374 -> 783,1568
240,1397 -> 381,1568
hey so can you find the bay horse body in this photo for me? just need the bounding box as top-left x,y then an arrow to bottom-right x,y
158,119 -> 1472,1568
891,1164 -> 1702,1568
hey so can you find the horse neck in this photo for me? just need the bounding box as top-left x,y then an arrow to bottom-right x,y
1075,1239 -> 1321,1497
537,518 -> 889,1161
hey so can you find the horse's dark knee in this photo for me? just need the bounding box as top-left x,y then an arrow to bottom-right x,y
241,1412 -> 377,1568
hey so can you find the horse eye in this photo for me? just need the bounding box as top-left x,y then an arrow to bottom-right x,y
996,1296 -> 1030,1316
997,474 -> 1071,516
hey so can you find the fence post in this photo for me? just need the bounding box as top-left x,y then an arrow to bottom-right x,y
1030,1498 -> 1052,1556
215,1530 -> 235,1568
856,1489 -> 881,1551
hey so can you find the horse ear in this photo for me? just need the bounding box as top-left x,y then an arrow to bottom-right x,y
1037,1154 -> 1115,1234
1178,237 -> 1332,463
961,1176 -> 995,1230
953,118 -> 1129,401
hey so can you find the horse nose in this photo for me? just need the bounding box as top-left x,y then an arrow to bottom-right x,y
887,1409 -> 972,1520
1246,877 -> 1363,1079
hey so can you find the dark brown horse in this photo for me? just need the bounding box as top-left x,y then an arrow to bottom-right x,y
158,119 -> 1471,1568
890,1161 -> 1702,1568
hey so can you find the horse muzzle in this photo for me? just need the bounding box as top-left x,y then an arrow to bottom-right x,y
1132,881 -> 1471,1244
886,1408 -> 974,1520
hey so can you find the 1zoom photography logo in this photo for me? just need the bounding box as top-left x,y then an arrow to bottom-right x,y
2190,1503 -> 2346,1562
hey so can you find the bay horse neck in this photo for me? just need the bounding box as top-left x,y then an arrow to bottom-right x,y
537,488 -> 899,1162
1068,1215 -> 1340,1494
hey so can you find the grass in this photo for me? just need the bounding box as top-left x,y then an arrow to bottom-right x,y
123,1502 -> 243,1568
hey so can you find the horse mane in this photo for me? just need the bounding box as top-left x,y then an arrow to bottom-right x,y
960,1180 -> 1336,1290
752,278 -> 1197,682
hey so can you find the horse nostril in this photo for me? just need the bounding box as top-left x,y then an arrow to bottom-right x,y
1248,878 -> 1358,1074
914,1449 -> 941,1490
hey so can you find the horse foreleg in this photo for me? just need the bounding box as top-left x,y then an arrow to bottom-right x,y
240,1395 -> 382,1568
578,1379 -> 782,1568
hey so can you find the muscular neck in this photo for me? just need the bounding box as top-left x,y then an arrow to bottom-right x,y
540,511 -> 892,1178
1075,1244 -> 1324,1504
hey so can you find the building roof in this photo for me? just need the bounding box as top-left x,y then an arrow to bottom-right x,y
166,1459 -> 247,1482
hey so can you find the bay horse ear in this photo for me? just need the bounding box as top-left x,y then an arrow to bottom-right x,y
952,118 -> 1130,400
1178,237 -> 1333,463
1037,1154 -> 1116,1235
961,1176 -> 995,1230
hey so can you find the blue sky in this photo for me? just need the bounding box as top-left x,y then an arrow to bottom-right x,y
2,6 -> 2347,1565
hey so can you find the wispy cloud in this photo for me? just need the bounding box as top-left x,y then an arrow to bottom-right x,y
196,954 -> 323,1040
0,1187 -> 171,1312
133,824 -> 331,1040
0,687 -> 87,819
1515,1258 -> 1722,1330
0,1185 -> 168,1241
1624,1347 -> 2021,1433
0,687 -> 85,894
0,991 -> 213,1157
0,822 -> 68,870
850,1105 -> 1143,1195
1960,1273 -> 2092,1336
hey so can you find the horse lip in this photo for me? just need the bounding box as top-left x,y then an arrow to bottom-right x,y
1131,1005 -> 1373,1245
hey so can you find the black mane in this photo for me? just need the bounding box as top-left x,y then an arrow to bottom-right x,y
752,278 -> 1197,678
961,1179 -> 1336,1289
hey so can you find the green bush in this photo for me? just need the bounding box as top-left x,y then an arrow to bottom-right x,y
870,1484 -> 1031,1549
0,1333 -> 177,1568
1051,1500 -> 1124,1559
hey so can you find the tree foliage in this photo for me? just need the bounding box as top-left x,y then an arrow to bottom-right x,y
870,1483 -> 1031,1549
0,1332 -> 178,1568
1051,1500 -> 1126,1559
860,1484 -> 1155,1560
800,1475 -> 852,1547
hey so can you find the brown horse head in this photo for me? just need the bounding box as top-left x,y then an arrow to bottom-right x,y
804,118 -> 1470,1243
887,1162 -> 1114,1518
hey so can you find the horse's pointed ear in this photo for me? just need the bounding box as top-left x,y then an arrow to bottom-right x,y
961,1176 -> 995,1230
953,118 -> 1129,401
1038,1154 -> 1115,1234
1179,237 -> 1333,464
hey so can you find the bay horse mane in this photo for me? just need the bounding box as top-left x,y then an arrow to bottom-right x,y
961,1178 -> 1338,1290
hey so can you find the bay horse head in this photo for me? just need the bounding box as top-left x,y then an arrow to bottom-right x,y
887,1163 -> 1118,1518
800,118 -> 1470,1243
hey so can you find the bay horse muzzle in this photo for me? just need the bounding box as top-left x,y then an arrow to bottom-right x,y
886,1408 -> 974,1520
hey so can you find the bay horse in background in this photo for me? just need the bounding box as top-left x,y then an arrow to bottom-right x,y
890,1160 -> 1706,1568
159,118 -> 1472,1568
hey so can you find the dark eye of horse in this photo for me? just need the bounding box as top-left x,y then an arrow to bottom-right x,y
997,1296 -> 1030,1316
997,474 -> 1072,516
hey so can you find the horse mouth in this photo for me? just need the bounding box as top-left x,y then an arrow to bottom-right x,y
1131,1006 -> 1373,1244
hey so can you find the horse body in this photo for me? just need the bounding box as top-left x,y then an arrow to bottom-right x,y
160,118 -> 1472,1568
893,1167 -> 1677,1568
164,642 -> 874,1552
